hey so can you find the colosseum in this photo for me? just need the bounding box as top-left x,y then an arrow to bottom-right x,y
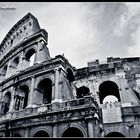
0,12 -> 140,137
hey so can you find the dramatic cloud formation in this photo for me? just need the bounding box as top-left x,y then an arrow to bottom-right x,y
0,2 -> 140,68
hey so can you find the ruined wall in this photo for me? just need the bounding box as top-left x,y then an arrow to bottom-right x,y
1,13 -> 140,138
74,57 -> 140,137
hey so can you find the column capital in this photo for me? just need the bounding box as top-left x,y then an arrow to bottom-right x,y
54,66 -> 65,72
30,75 -> 35,79
11,94 -> 15,98
38,39 -> 45,44
52,99 -> 62,103
54,68 -> 59,71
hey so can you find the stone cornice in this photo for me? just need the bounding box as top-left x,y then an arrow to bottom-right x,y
0,55 -> 67,89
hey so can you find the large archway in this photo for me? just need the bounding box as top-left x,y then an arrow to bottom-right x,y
76,86 -> 90,98
67,68 -> 74,83
14,85 -> 29,110
25,48 -> 36,66
105,132 -> 125,137
37,78 -> 52,104
33,130 -> 50,137
99,81 -> 121,104
62,127 -> 84,137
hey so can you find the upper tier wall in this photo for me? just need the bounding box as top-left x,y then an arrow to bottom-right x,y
0,13 -> 41,61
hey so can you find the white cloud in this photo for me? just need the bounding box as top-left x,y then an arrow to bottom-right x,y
1,2 -> 140,68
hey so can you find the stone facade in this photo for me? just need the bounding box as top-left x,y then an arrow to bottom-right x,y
0,13 -> 139,137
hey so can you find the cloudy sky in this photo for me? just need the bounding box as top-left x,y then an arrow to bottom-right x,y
0,2 -> 140,68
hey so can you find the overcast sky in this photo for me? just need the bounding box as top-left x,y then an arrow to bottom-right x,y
0,2 -> 140,68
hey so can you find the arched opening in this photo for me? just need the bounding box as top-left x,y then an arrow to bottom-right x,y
2,92 -> 11,114
33,131 -> 50,137
37,78 -> 52,104
20,85 -> 29,109
67,68 -> 74,83
12,57 -> 19,68
14,85 -> 29,110
62,127 -> 84,137
99,81 -> 121,104
2,65 -> 7,76
138,133 -> 140,137
25,49 -> 36,66
105,132 -> 125,137
76,86 -> 90,98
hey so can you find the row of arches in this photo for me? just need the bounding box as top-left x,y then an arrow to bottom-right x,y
4,52 -> 122,110
1,48 -> 36,77
12,128 -> 126,137
76,81 -> 121,104
1,67 -> 75,115
1,78 -> 52,115
13,127 -> 84,137
0,14 -> 33,57
33,128 -> 84,137
2,80 -> 122,115
12,128 -> 83,137
2,85 -> 29,115
32,130 -> 132,137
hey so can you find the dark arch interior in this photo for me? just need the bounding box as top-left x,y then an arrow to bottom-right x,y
76,86 -> 90,98
3,92 -> 11,114
2,65 -> 7,76
19,85 -> 29,109
67,68 -> 74,83
14,85 -> 29,110
106,132 -> 125,137
34,131 -> 49,137
25,49 -> 35,60
99,81 -> 121,104
62,127 -> 84,137
13,57 -> 19,68
37,78 -> 52,104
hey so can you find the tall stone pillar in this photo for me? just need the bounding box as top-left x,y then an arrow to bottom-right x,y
5,60 -> 11,78
17,51 -> 24,71
9,94 -> 15,112
52,68 -> 62,102
34,40 -> 50,64
87,119 -> 94,137
0,88 -> 3,114
52,83 -> 55,101
0,70 -> 4,83
53,124 -> 57,137
8,86 -> 16,112
27,76 -> 35,108
24,128 -> 29,137
21,57 -> 30,70
55,68 -> 59,100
